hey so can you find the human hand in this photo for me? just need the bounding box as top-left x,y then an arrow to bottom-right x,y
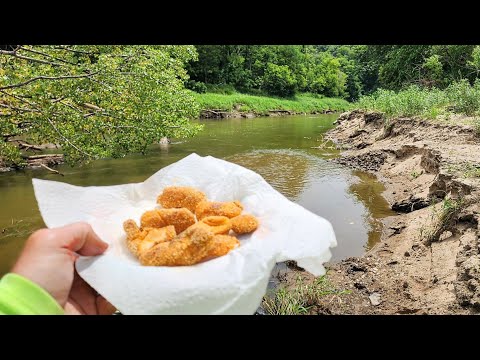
12,222 -> 115,315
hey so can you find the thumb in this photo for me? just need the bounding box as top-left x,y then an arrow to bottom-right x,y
53,222 -> 109,256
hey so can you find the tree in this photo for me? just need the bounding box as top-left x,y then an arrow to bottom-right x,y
262,63 -> 297,97
0,45 -> 201,167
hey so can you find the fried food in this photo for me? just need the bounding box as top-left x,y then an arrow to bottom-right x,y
157,186 -> 206,212
137,226 -> 176,255
124,185 -> 259,266
231,214 -> 259,234
140,210 -> 166,229
124,219 -> 176,257
140,208 -> 195,233
157,208 -> 195,233
198,216 -> 232,235
203,235 -> 240,260
123,219 -> 144,256
195,200 -> 243,220
139,227 -> 215,266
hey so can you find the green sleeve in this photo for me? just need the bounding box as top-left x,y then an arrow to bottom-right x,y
0,273 -> 64,315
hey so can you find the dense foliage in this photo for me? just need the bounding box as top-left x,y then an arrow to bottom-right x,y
187,45 -> 480,100
357,80 -> 480,119
187,46 -> 348,98
0,45 -> 201,167
3,45 -> 480,168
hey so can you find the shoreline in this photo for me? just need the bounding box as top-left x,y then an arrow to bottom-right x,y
0,111 -> 341,173
200,108 -> 336,119
281,110 -> 480,314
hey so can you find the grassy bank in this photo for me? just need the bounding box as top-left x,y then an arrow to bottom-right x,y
194,92 -> 351,115
261,275 -> 350,315
356,80 -> 480,122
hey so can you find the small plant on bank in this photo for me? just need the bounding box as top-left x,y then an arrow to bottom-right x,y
463,163 -> 480,178
422,196 -> 478,245
261,275 -> 350,315
411,170 -> 422,179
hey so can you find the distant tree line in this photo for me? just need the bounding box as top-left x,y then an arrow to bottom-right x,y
186,45 -> 480,100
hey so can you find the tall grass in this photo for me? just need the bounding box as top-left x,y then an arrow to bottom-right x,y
356,79 -> 480,120
261,275 -> 350,315
194,92 -> 351,115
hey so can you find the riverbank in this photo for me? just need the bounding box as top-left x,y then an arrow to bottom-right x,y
194,92 -> 351,118
279,109 -> 480,314
0,154 -> 64,173
0,98 -> 350,173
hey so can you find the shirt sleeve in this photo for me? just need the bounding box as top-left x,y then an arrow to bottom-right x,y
0,273 -> 64,315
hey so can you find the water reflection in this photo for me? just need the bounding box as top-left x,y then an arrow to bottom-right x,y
0,114 -> 393,275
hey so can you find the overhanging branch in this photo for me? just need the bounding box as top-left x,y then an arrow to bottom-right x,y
0,71 -> 100,90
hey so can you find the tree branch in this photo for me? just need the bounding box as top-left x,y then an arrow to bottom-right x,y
0,71 -> 99,90
1,89 -> 93,158
0,47 -> 65,66
53,46 -> 97,56
0,103 -> 40,113
45,117 -> 93,158
40,163 -> 64,176
20,46 -> 77,65
9,140 -> 44,152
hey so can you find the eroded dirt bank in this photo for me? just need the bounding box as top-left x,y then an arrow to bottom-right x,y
289,110 -> 480,314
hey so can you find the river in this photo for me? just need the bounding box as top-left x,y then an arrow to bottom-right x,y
0,114 -> 395,276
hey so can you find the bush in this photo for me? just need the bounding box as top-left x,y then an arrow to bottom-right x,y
262,63 -> 297,97
355,81 -> 480,119
185,80 -> 207,94
446,79 -> 480,116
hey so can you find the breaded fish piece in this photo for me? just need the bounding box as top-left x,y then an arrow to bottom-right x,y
157,208 -> 195,233
123,219 -> 146,256
231,214 -> 259,234
140,210 -> 166,229
195,200 -> 243,220
157,186 -> 206,212
203,235 -> 240,260
140,208 -> 195,233
123,219 -> 176,257
137,226 -> 176,255
139,227 -> 215,266
198,216 -> 232,235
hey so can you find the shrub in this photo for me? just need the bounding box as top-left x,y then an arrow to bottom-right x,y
262,63 -> 297,97
185,80 -> 207,94
446,79 -> 480,116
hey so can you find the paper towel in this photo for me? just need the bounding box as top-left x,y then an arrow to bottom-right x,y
32,153 -> 336,314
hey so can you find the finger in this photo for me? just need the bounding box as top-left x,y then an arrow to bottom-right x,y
52,222 -> 109,256
64,299 -> 85,315
69,273 -> 98,315
96,296 -> 117,315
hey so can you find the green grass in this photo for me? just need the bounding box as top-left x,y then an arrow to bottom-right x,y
194,92 -> 351,116
356,80 -> 480,125
261,275 -> 350,315
423,196 -> 476,244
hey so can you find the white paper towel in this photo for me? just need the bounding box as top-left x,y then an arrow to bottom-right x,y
32,153 -> 336,314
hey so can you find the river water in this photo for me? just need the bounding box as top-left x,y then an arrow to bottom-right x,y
0,114 -> 394,276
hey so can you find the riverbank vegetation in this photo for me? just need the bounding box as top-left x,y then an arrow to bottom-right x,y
261,274 -> 350,315
3,45 -> 480,169
0,45 -> 201,168
194,92 -> 350,115
356,80 -> 480,120
187,45 -> 480,102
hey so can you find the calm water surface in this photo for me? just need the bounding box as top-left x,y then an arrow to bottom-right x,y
0,114 -> 394,276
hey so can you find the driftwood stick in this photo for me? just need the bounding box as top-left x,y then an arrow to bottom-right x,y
40,163 -> 64,176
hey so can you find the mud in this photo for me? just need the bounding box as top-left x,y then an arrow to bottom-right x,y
287,110 -> 480,314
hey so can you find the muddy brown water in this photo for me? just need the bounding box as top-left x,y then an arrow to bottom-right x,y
0,114 -> 395,277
